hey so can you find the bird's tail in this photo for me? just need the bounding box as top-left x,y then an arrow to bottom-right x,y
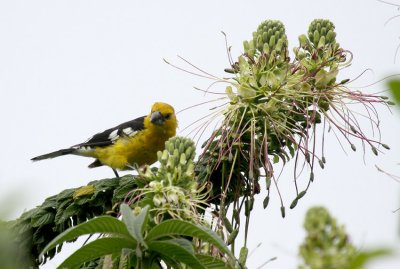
31,148 -> 75,161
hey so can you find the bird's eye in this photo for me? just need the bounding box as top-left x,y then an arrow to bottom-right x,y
165,113 -> 171,119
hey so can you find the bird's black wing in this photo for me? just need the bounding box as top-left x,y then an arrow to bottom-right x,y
73,116 -> 146,149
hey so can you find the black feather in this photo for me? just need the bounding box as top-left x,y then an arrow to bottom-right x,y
31,148 -> 75,161
73,116 -> 145,148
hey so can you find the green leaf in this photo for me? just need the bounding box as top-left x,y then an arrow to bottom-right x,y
388,79 -> 400,104
31,210 -> 54,227
58,237 -> 136,269
120,204 -> 149,248
347,248 -> 392,269
195,254 -> 232,269
40,216 -> 133,258
169,238 -> 195,254
148,240 -> 205,269
146,219 -> 234,260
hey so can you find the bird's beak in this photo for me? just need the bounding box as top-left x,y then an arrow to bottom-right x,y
150,111 -> 164,125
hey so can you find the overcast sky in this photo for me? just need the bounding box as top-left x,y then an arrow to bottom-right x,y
1,0 -> 399,268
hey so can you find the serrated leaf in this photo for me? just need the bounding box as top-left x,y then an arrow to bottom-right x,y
58,237 -> 135,269
41,196 -> 57,209
120,204 -> 149,248
146,219 -> 234,260
56,188 -> 75,201
31,210 -> 55,227
148,240 -> 205,269
40,216 -> 134,258
57,204 -> 80,224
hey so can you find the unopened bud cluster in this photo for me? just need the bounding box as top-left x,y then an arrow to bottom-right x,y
140,137 -> 203,221
199,18 -> 389,215
244,20 -> 288,59
299,207 -> 356,269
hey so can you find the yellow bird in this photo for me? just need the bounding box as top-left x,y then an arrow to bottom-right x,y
31,102 -> 177,177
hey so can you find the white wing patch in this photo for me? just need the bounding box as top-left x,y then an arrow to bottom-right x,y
108,129 -> 120,142
122,127 -> 137,137
75,146 -> 95,156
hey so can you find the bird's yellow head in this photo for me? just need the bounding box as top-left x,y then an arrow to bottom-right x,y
149,102 -> 177,136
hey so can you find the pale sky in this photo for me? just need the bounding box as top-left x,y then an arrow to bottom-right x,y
1,0 -> 399,268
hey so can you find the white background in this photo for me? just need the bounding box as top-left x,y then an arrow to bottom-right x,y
0,0 -> 399,268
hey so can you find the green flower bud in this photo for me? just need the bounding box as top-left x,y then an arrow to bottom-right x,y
167,141 -> 174,153
321,27 -> 327,36
318,36 -> 326,48
179,153 -> 187,166
269,35 -> 276,48
157,151 -> 162,162
160,149 -> 169,164
263,43 -> 270,54
243,40 -> 250,52
313,30 -> 320,45
185,162 -> 194,177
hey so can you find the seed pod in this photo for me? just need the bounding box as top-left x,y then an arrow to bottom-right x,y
280,206 -> 286,218
227,229 -> 239,245
245,198 -> 254,217
263,196 -> 270,209
233,209 -> 240,224
340,78 -> 350,84
290,198 -> 298,209
351,144 -> 356,151
265,177 -> 272,190
223,216 -> 233,233
239,247 -> 248,265
310,172 -> 314,182
297,190 -> 307,199
382,144 -> 390,150
318,159 -> 325,169
371,146 -> 378,156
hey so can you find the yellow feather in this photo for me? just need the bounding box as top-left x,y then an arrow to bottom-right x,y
93,102 -> 177,170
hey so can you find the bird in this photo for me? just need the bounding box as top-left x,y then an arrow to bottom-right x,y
31,102 -> 177,178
